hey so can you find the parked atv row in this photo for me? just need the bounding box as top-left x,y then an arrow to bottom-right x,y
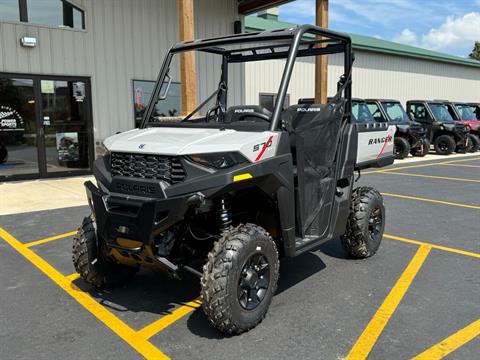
353,99 -> 479,159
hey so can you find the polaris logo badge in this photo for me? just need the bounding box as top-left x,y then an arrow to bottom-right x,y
297,108 -> 321,112
115,182 -> 157,195
368,135 -> 393,145
138,144 -> 146,149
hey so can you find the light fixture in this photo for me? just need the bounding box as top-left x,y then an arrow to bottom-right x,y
20,37 -> 37,48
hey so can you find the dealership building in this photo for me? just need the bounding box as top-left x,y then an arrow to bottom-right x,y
0,0 -> 256,181
1,1 -> 479,181
245,10 -> 480,112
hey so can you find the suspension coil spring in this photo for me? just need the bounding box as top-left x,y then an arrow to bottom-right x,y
217,195 -> 232,231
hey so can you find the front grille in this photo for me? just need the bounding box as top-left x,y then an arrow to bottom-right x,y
111,152 -> 186,184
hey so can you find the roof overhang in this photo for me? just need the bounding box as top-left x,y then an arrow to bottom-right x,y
238,0 -> 294,15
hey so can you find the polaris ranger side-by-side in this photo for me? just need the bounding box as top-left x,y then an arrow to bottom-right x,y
406,100 -> 469,155
73,26 -> 395,334
448,101 -> 480,152
365,99 -> 429,159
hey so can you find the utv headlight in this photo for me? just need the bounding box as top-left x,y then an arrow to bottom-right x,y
97,141 -> 110,157
188,152 -> 248,169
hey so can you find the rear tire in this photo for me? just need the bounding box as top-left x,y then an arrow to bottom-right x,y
201,224 -> 279,334
72,216 -> 138,289
434,134 -> 455,155
341,187 -> 385,259
394,137 -> 410,159
467,133 -> 480,152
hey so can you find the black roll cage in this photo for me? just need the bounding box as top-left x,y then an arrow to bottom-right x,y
141,24 -> 353,131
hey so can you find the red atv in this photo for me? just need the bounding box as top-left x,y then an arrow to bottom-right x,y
446,101 -> 480,152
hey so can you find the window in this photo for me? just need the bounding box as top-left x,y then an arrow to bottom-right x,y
0,0 -> 20,21
382,102 -> 410,123
428,103 -> 454,122
366,102 -> 386,122
28,0 -> 85,29
352,102 -> 374,123
0,0 -> 85,29
409,103 -> 428,120
133,80 -> 181,127
259,93 -> 290,112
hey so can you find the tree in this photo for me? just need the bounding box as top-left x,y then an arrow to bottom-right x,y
469,41 -> 480,61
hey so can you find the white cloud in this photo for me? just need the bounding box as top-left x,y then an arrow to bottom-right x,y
394,28 -> 417,45
421,12 -> 480,50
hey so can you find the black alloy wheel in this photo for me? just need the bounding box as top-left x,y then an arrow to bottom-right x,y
237,253 -> 270,310
368,207 -> 383,245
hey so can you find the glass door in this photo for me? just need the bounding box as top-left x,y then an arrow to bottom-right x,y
0,77 -> 39,178
39,79 -> 92,175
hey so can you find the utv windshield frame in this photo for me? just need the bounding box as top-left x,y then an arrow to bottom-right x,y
140,25 -> 353,131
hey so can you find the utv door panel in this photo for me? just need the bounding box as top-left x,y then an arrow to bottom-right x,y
355,123 -> 396,168
282,102 -> 344,240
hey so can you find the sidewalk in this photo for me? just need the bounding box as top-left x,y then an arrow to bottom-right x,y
0,176 -> 94,215
1,152 -> 479,216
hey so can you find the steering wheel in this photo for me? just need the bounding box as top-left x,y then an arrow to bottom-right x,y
237,112 -> 271,123
206,105 -> 224,123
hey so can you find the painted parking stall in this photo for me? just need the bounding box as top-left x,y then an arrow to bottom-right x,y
0,154 -> 479,359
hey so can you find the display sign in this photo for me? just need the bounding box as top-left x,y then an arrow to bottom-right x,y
41,80 -> 55,94
73,82 -> 86,102
56,132 -> 79,162
0,105 -> 24,131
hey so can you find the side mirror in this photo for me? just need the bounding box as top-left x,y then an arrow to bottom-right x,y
159,74 -> 172,100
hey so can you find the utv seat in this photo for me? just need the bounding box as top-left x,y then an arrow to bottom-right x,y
281,103 -> 329,154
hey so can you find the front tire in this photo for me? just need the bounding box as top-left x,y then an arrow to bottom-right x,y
467,133 -> 479,152
394,137 -> 410,159
341,187 -> 385,259
201,224 -> 279,334
434,134 -> 455,155
72,216 -> 138,289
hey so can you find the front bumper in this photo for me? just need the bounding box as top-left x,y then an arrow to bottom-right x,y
85,181 -> 191,250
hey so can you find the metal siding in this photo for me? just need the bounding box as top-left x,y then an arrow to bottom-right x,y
245,51 -> 480,106
0,0 -> 241,143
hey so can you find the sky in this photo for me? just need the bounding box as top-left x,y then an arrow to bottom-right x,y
277,0 -> 480,57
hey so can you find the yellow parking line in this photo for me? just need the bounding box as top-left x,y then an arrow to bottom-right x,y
137,298 -> 202,339
0,228 -> 168,360
381,192 -> 480,210
439,163 -> 480,168
345,245 -> 431,360
363,155 -> 480,174
441,156 -> 480,164
412,319 -> 480,360
379,171 -> 480,183
384,234 -> 480,259
24,231 -> 77,248
363,162 -> 444,174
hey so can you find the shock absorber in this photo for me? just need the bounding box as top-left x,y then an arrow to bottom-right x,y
217,195 -> 232,231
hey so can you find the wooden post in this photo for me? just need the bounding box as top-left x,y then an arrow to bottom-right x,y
178,0 -> 196,115
314,0 -> 328,104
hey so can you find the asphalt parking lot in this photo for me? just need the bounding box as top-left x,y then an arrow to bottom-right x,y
1,155 -> 479,360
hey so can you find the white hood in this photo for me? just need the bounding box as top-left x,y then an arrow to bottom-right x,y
103,127 -> 280,162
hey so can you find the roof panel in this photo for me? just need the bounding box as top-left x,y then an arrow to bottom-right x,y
245,16 -> 480,68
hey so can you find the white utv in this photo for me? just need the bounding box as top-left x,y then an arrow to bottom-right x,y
73,25 -> 395,334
